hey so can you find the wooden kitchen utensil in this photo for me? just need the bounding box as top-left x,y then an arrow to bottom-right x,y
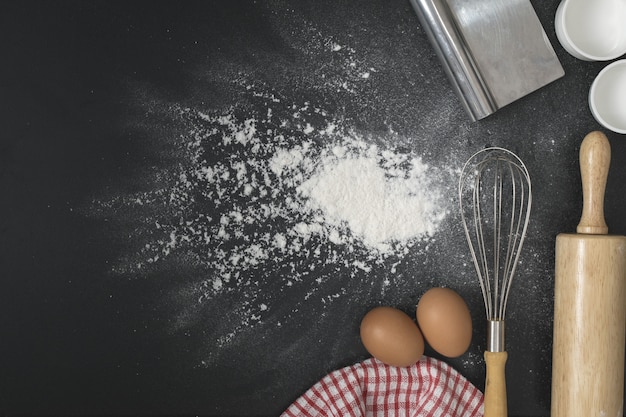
551,131 -> 626,417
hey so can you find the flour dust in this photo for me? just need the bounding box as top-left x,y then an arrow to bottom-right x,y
88,18 -> 462,358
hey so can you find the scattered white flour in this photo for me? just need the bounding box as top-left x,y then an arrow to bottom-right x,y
124,103 -> 448,276
90,92 -> 454,349
87,13 -> 459,353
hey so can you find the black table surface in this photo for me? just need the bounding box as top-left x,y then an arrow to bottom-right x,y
2,1 -> 626,416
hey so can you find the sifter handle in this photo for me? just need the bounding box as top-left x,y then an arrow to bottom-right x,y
577,131 -> 610,235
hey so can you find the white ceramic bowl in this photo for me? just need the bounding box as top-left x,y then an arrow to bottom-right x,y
589,60 -> 626,134
555,0 -> 626,61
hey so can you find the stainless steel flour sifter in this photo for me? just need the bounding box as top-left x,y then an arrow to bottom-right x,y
409,0 -> 564,121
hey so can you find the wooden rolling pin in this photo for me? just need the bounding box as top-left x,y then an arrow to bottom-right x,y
551,131 -> 626,417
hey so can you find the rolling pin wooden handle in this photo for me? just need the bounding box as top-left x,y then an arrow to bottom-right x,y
484,351 -> 508,417
577,131 -> 610,235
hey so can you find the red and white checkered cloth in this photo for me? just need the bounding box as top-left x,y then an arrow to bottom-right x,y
281,356 -> 483,417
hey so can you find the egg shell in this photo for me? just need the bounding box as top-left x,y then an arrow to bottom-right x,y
416,287 -> 472,358
360,306 -> 425,367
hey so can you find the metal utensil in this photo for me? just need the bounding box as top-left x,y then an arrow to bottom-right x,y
458,147 -> 532,417
409,0 -> 564,121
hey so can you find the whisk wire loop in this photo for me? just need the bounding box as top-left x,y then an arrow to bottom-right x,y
459,147 -> 532,322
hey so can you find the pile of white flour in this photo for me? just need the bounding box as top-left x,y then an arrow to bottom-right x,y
89,33 -> 458,350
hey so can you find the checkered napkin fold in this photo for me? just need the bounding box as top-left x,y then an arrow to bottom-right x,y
281,356 -> 484,417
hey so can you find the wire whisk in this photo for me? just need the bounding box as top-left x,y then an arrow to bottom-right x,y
458,147 -> 532,417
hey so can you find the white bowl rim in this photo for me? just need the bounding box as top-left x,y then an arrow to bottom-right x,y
555,0 -> 626,61
589,59 -> 626,134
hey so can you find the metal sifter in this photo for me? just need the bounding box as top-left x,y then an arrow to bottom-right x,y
458,147 -> 532,417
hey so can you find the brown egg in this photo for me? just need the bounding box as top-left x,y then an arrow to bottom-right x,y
416,287 -> 472,358
360,306 -> 425,367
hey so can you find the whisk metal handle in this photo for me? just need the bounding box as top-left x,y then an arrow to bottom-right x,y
487,319 -> 505,352
484,350 -> 508,417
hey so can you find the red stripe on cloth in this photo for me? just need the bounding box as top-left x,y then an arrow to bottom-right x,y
280,356 -> 484,417
371,357 -> 382,414
339,364 -> 365,414
327,366 -> 354,415
382,364 -> 390,416
432,362 -> 447,414
465,379 -> 484,417
393,365 -> 402,411
309,380 -> 333,415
